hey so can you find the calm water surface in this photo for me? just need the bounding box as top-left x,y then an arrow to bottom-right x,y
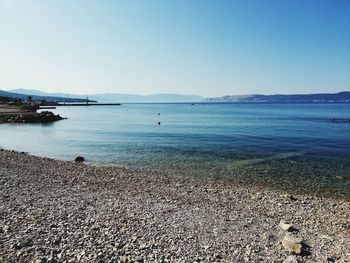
1,103 -> 350,198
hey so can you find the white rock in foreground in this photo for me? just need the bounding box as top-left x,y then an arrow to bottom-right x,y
282,234 -> 303,254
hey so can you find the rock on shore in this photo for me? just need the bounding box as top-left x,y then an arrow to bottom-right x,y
0,111 -> 65,124
0,149 -> 349,262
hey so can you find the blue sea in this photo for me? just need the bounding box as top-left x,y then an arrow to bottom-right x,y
1,103 -> 350,198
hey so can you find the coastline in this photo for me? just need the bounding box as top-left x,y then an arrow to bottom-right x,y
0,149 -> 349,262
0,104 -> 65,124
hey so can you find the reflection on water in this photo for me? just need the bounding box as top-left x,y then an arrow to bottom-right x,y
1,103 -> 350,198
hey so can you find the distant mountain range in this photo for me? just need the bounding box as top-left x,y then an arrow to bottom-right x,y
6,89 -> 204,103
0,89 -> 95,103
91,93 -> 203,103
2,89 -> 350,103
205,92 -> 350,103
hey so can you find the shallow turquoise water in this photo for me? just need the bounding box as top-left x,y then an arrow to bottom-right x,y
1,103 -> 350,198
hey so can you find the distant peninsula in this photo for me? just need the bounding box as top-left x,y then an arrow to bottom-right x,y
205,92 -> 350,103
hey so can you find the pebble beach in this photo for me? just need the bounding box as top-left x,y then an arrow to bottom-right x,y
0,149 -> 349,262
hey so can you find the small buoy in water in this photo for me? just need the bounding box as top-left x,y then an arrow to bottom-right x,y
157,113 -> 160,115
157,122 -> 161,125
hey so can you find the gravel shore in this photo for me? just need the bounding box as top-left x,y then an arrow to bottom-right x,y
0,149 -> 349,262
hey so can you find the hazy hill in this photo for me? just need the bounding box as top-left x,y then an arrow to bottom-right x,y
91,93 -> 203,102
8,89 -> 87,100
6,89 -> 350,103
0,90 -> 95,103
205,92 -> 350,103
8,89 -> 203,103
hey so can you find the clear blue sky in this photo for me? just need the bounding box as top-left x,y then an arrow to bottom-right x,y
0,0 -> 349,96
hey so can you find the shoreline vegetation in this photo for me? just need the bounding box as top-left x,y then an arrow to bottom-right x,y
0,149 -> 349,262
